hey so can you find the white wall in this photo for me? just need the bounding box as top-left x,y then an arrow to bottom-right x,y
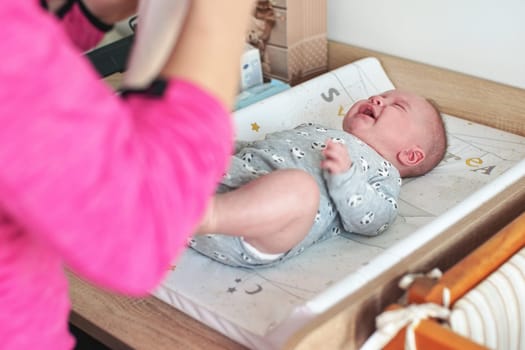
327,0 -> 525,89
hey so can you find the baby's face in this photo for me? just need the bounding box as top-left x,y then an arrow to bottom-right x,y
342,90 -> 434,156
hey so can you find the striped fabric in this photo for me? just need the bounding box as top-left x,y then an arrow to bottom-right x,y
450,246 -> 525,350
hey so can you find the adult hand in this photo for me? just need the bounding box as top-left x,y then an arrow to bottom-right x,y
321,139 -> 353,174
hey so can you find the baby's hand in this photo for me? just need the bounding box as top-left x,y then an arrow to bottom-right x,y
321,139 -> 352,174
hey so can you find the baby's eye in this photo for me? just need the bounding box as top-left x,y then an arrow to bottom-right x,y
394,103 -> 405,111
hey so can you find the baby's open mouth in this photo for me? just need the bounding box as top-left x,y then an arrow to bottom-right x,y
359,105 -> 376,119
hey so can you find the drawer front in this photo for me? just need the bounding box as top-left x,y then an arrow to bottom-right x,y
268,8 -> 287,47
266,45 -> 289,79
266,36 -> 328,83
271,0 -> 287,9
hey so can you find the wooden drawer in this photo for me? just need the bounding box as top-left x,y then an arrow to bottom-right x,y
272,0 -> 287,9
252,0 -> 327,84
268,7 -> 287,47
266,38 -> 328,84
266,45 -> 289,78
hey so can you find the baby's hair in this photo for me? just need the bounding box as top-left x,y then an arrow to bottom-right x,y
407,98 -> 448,177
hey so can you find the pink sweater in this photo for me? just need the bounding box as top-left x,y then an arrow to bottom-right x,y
0,2 -> 233,349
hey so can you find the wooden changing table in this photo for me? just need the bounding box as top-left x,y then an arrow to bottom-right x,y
68,42 -> 525,350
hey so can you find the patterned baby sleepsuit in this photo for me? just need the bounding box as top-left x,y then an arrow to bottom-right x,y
190,123 -> 401,267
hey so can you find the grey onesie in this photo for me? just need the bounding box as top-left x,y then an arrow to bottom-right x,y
189,123 -> 401,267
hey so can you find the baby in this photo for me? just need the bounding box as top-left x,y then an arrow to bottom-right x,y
191,89 -> 447,267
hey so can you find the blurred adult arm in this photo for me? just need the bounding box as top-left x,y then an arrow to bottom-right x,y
0,1 -> 253,294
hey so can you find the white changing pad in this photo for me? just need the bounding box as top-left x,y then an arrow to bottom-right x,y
153,58 -> 525,349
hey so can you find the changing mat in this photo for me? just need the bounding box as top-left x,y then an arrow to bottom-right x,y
153,58 -> 525,349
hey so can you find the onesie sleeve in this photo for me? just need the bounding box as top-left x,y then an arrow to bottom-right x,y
323,163 -> 400,236
0,3 -> 233,295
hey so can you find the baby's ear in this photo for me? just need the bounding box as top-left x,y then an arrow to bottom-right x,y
397,146 -> 425,167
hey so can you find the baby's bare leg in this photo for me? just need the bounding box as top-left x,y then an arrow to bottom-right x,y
197,169 -> 320,254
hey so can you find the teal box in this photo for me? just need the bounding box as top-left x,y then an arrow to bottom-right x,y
234,79 -> 290,110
